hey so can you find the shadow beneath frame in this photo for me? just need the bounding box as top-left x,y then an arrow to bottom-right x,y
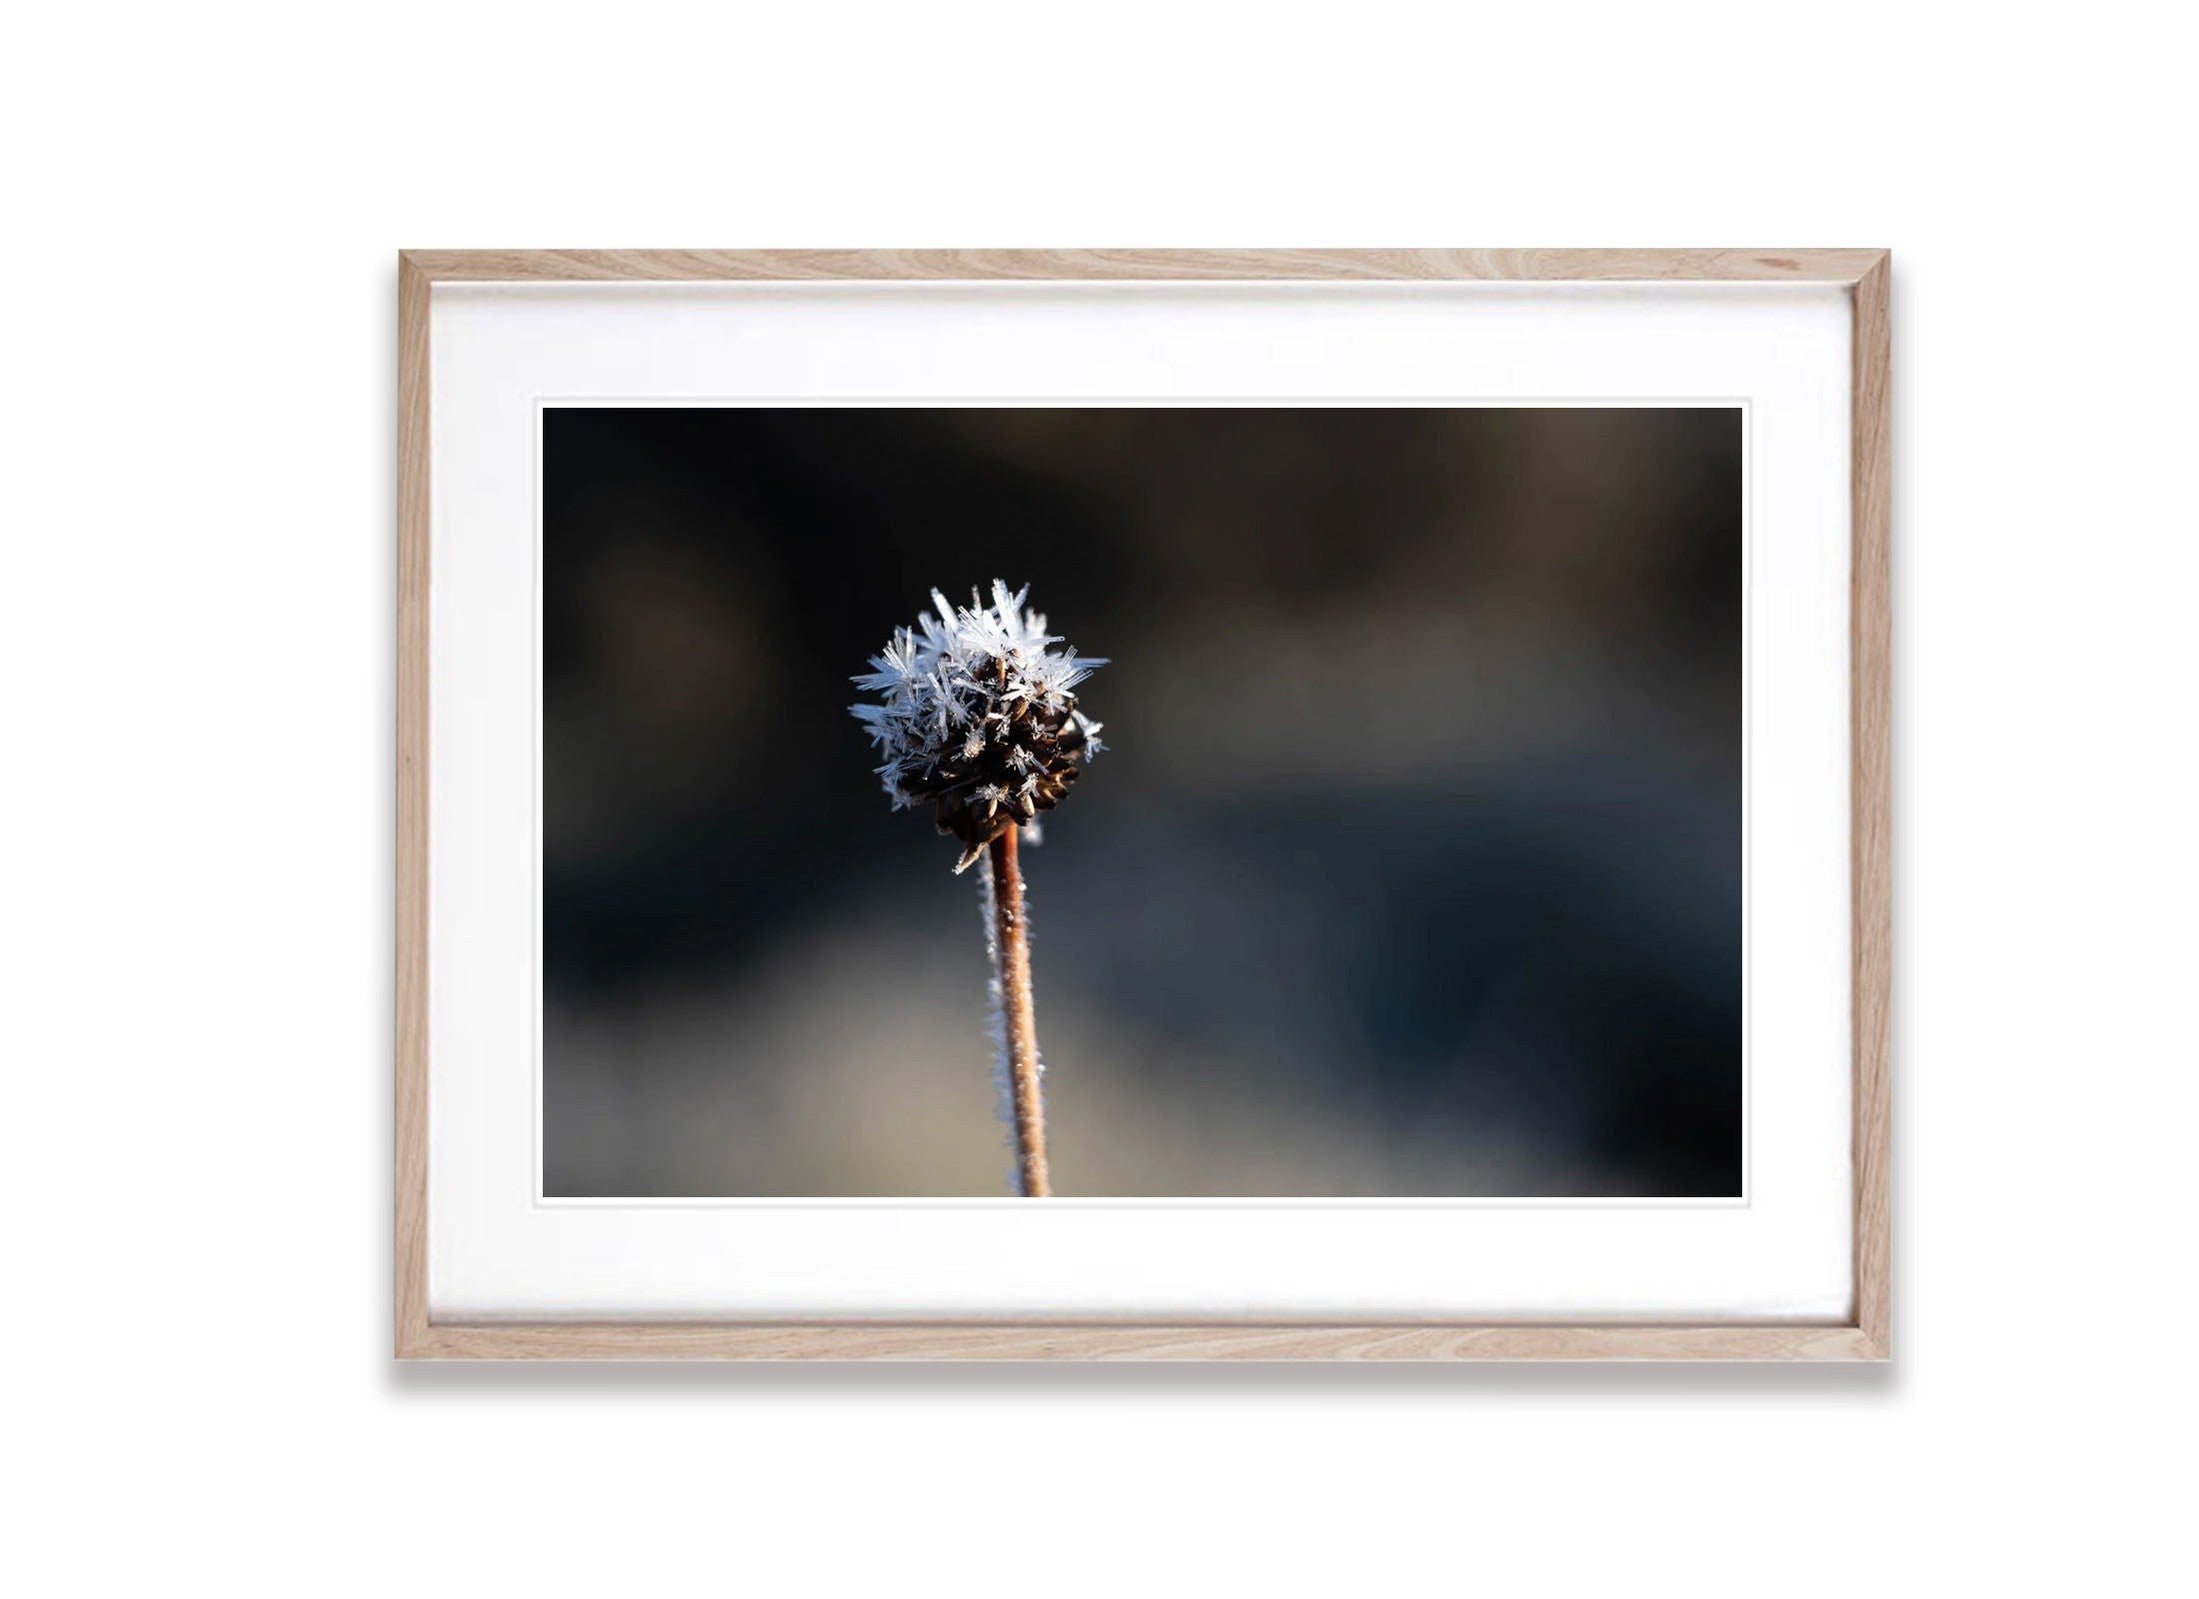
385,1356 -> 1899,1401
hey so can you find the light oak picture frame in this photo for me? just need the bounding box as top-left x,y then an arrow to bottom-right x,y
397,248 -> 1890,1360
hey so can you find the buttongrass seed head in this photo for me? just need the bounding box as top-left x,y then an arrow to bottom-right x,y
851,581 -> 1106,873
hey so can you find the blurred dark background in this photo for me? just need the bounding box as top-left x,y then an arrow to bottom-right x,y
544,407 -> 1741,1197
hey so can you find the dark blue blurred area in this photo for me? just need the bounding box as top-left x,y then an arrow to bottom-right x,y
544,407 -> 1741,1196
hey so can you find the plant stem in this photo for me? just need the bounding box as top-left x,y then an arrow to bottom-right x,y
987,826 -> 1051,1197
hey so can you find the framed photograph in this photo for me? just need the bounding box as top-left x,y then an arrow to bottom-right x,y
397,249 -> 1889,1360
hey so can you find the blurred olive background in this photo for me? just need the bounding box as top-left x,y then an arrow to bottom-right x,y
544,406 -> 1741,1197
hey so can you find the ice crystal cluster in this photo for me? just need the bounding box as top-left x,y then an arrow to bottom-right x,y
851,582 -> 1106,871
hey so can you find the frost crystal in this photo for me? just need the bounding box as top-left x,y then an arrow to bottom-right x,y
851,581 -> 1106,872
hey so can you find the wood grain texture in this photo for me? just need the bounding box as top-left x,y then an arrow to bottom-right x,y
395,255 -> 432,1357
394,248 -> 1892,1360
400,247 -> 1884,285
1850,254 -> 1893,1357
400,1322 -> 1876,1362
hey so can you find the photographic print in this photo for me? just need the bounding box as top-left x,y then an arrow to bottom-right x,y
544,403 -> 1743,1200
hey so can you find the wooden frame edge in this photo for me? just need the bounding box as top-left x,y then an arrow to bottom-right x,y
395,249 -> 1891,1362
401,1322 -> 1879,1362
1849,253 -> 1893,1357
399,246 -> 1883,284
396,254 -> 432,1358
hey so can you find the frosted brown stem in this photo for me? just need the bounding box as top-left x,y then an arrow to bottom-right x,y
987,827 -> 1051,1197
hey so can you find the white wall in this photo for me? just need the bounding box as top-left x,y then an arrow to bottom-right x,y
6,3 -> 2191,1593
